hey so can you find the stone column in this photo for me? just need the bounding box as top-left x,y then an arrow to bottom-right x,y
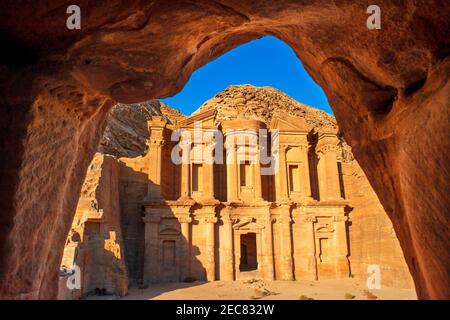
234,233 -> 241,279
220,211 -> 235,281
333,215 -> 350,277
203,141 -> 215,201
275,144 -> 289,201
178,216 -> 192,281
142,212 -> 160,284
145,116 -> 167,200
299,144 -> 313,200
299,214 -> 317,280
147,140 -> 164,199
179,140 -> 191,200
316,131 -> 342,201
279,205 -> 294,280
262,216 -> 275,280
253,145 -> 263,201
225,138 -> 239,202
203,214 -> 218,281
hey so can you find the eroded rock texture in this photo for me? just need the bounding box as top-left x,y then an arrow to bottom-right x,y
99,100 -> 184,157
58,153 -> 128,299
0,1 -> 448,299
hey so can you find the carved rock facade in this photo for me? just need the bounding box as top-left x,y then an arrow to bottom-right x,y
59,88 -> 414,297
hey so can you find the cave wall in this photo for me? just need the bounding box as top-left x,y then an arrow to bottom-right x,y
116,157 -> 149,285
58,154 -> 128,299
344,162 -> 414,289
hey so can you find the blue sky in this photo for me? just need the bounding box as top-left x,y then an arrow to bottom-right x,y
160,36 -> 331,116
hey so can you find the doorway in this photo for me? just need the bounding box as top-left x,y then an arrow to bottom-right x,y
239,233 -> 258,271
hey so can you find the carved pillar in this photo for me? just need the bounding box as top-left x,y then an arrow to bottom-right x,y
299,144 -> 313,200
234,232 -> 241,279
279,205 -> 294,280
220,211 -> 234,281
142,212 -> 160,284
203,141 -> 215,201
203,214 -> 217,281
262,215 -> 275,280
299,214 -> 317,280
179,139 -> 191,200
333,215 -> 350,277
146,116 -> 167,200
178,216 -> 192,281
316,130 -> 342,201
275,144 -> 289,201
225,137 -> 239,202
253,145 -> 263,201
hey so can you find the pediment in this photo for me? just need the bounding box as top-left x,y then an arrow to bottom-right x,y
233,217 -> 265,230
270,114 -> 310,133
179,109 -> 217,128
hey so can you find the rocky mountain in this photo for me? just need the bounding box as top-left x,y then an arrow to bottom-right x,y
193,85 -> 352,162
99,100 -> 185,157
194,84 -> 337,130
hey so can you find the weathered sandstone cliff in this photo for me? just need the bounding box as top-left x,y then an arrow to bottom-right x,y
99,100 -> 184,157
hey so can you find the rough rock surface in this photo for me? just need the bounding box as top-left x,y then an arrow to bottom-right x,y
58,154 -> 128,299
0,1 -> 448,299
195,84 -> 337,129
99,100 -> 184,157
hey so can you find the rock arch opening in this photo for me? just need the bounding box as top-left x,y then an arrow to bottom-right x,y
59,36 -> 415,298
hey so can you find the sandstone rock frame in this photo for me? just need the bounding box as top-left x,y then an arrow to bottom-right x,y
0,1 -> 448,300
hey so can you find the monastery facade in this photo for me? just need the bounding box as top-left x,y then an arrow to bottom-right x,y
59,89 -> 413,299
140,110 -> 350,283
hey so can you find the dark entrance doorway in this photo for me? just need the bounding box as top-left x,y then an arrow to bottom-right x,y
240,233 -> 258,271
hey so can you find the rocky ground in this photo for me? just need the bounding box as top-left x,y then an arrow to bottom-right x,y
114,279 -> 416,300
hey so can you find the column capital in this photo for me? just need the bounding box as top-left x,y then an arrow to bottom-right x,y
202,215 -> 218,224
220,212 -> 236,224
147,115 -> 167,128
149,138 -> 165,146
222,217 -> 238,225
177,216 -> 192,224
316,143 -> 340,154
